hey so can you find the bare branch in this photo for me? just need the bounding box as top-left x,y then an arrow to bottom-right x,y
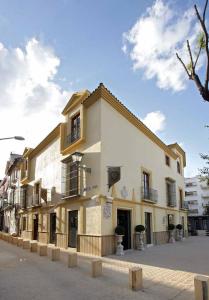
203,0 -> 208,22
187,40 -> 195,75
176,53 -> 191,78
194,3 -> 209,90
194,44 -> 202,69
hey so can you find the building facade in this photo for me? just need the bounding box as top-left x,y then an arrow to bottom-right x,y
14,83 -> 188,256
0,154 -> 22,234
185,176 -> 209,232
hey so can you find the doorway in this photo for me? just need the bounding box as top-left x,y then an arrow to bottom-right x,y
117,209 -> 131,250
50,213 -> 56,244
68,210 -> 78,248
145,212 -> 152,244
33,214 -> 38,240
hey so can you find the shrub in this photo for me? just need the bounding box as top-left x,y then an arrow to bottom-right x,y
135,225 -> 145,232
115,225 -> 125,235
176,224 -> 183,230
168,224 -> 175,231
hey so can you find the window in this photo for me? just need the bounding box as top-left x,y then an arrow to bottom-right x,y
179,189 -> 183,208
165,155 -> 170,166
166,179 -> 176,207
69,162 -> 79,196
34,182 -> 41,205
177,161 -> 181,174
22,217 -> 27,231
71,113 -> 80,143
143,172 -> 150,198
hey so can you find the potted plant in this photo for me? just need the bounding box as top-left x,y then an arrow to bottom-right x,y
176,224 -> 183,241
115,225 -> 125,256
135,225 -> 145,250
168,223 -> 175,243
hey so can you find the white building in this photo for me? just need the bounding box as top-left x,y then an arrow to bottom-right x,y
185,176 -> 209,232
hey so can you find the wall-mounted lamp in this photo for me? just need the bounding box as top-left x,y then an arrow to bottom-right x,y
71,152 -> 91,173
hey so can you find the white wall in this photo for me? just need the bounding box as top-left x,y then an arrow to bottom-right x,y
100,98 -> 185,207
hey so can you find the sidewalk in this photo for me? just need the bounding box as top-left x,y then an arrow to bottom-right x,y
0,237 -> 205,300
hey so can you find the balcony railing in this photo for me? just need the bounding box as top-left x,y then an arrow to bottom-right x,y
167,193 -> 177,207
66,129 -> 80,147
202,193 -> 209,198
180,202 -> 189,210
188,209 -> 199,214
27,194 -> 41,207
141,187 -> 158,203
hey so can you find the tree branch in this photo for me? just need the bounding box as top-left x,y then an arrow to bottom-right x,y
203,0 -> 208,22
194,44 -> 202,69
176,53 -> 191,78
194,3 -> 209,90
187,40 -> 195,75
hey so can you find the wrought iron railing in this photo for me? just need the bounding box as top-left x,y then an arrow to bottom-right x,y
167,193 -> 177,207
66,129 -> 80,147
141,187 -> 158,203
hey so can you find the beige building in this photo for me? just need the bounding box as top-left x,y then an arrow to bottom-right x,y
19,83 -> 188,256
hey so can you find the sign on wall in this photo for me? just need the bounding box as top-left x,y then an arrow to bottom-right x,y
103,203 -> 112,219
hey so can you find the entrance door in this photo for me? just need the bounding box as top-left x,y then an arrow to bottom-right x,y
145,212 -> 152,244
33,214 -> 38,240
117,209 -> 131,250
50,213 -> 56,244
68,210 -> 78,248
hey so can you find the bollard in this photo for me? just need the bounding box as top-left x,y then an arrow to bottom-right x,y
129,267 -> 143,291
67,253 -> 77,268
12,237 -> 18,245
22,240 -> 30,249
48,246 -> 60,261
91,259 -> 102,278
37,244 -> 47,256
17,238 -> 23,247
30,241 -> 38,252
194,275 -> 209,300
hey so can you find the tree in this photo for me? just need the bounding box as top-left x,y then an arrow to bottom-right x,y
176,0 -> 209,101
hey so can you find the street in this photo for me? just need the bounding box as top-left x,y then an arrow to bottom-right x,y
0,236 -> 208,300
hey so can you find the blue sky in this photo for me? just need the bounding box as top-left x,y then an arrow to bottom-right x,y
0,0 -> 208,178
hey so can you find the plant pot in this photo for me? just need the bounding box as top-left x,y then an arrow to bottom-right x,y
135,232 -> 145,250
115,234 -> 124,256
169,229 -> 175,243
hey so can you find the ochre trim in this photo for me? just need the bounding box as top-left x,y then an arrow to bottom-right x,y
82,83 -> 181,162
62,90 -> 90,115
29,124 -> 61,159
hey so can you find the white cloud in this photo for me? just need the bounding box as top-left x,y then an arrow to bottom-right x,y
142,111 -> 166,134
123,0 -> 203,91
0,38 -> 72,178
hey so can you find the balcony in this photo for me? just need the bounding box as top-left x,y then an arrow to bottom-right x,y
27,194 -> 41,207
202,193 -> 209,198
188,209 -> 199,214
65,130 -> 80,148
141,187 -> 158,203
167,193 -> 177,207
180,202 -> 189,210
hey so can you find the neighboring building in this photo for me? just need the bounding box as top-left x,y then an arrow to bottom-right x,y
12,83 -> 187,256
185,176 -> 209,232
1,154 -> 22,234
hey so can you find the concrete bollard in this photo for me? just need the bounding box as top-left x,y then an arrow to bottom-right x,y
37,244 -> 47,256
194,275 -> 209,300
129,267 -> 143,291
67,253 -> 77,268
12,237 -> 18,245
22,240 -> 30,249
91,259 -> 102,278
30,241 -> 38,252
17,238 -> 23,247
47,246 -> 60,261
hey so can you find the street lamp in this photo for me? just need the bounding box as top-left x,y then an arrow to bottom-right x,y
0,136 -> 25,141
71,151 -> 91,173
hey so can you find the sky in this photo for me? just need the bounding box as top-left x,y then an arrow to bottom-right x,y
0,0 -> 208,178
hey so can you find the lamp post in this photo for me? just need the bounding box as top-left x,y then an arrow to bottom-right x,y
0,136 -> 25,141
